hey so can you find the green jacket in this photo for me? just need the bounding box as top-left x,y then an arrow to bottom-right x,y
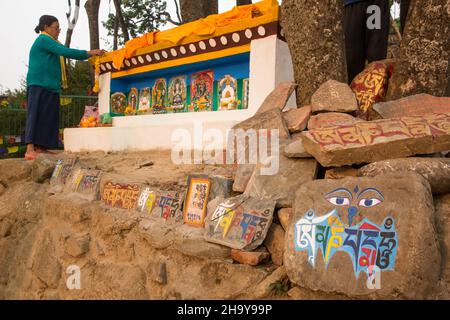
26,34 -> 89,93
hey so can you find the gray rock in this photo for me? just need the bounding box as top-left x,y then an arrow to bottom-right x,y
311,80 -> 358,114
359,158 -> 450,195
284,139 -> 312,158
32,154 -> 57,183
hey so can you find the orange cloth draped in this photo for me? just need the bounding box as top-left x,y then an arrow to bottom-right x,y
110,0 -> 277,70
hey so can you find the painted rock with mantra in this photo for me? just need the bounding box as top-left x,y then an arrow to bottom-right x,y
101,181 -> 142,211
64,168 -> 102,201
136,187 -> 184,223
310,80 -> 358,114
49,157 -> 78,193
204,195 -> 276,251
301,113 -> 450,167
284,173 -> 440,299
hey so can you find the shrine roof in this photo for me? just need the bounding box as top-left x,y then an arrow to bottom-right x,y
96,0 -> 280,78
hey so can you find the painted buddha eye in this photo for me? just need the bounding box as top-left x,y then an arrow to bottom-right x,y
326,196 -> 350,206
358,198 -> 382,207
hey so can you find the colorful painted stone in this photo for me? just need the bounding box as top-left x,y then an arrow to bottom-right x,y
137,187 -> 184,222
204,195 -> 276,250
101,181 -> 141,210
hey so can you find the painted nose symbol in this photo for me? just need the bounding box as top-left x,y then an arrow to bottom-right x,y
348,206 -> 357,226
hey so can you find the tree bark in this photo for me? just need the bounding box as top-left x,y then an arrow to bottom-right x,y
113,15 -> 119,50
281,0 -> 347,106
179,0 -> 218,23
237,0 -> 252,5
386,0 -> 450,100
85,0 -> 101,50
65,0 -> 81,48
113,0 -> 130,44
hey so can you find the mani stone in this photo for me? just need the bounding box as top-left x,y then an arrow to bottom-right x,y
311,80 -> 358,114
284,173 -> 440,299
308,112 -> 363,130
232,108 -> 291,139
244,154 -> 318,208
256,82 -> 297,114
282,105 -> 311,133
281,0 -> 347,106
386,0 -> 450,100
358,158 -> 450,195
204,194 -> 276,251
373,94 -> 450,119
301,113 -> 450,167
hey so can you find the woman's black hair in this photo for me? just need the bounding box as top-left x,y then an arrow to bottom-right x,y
34,15 -> 58,34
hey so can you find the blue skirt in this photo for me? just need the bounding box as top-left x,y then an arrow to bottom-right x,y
25,85 -> 60,149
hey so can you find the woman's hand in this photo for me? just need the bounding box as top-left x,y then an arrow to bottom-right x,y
88,49 -> 107,57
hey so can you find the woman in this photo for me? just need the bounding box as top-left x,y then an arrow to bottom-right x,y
25,15 -> 105,160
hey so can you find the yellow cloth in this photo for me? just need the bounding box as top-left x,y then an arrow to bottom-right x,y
0,137 -> 3,145
60,97 -> 73,106
41,31 -> 69,90
110,0 -> 278,70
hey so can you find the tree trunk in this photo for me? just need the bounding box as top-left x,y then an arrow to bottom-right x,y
113,15 -> 119,50
237,0 -> 252,5
65,0 -> 81,48
386,0 -> 450,100
281,0 -> 347,106
113,0 -> 130,44
85,0 -> 101,50
179,0 -> 218,23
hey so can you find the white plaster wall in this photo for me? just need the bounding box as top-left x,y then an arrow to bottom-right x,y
275,39 -> 297,110
248,35 -> 277,116
64,120 -> 239,152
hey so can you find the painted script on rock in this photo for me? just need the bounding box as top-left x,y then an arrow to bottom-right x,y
66,168 -> 102,200
205,195 -> 276,250
137,187 -> 184,222
102,182 -> 141,210
51,158 -> 77,186
295,209 -> 398,278
305,113 -> 450,148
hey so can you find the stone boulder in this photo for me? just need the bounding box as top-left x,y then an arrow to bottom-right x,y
359,158 -> 450,195
233,164 -> 254,193
244,154 -> 318,208
311,80 -> 358,114
284,173 -> 440,299
283,106 -> 311,133
232,108 -> 290,139
325,167 -> 359,180
308,112 -> 363,130
434,194 -> 450,284
231,248 -> 270,266
32,154 -> 57,183
301,113 -> 450,167
0,159 -> 32,186
284,139 -> 312,158
256,82 -> 297,114
277,208 -> 293,231
264,223 -> 285,266
373,94 -> 450,119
